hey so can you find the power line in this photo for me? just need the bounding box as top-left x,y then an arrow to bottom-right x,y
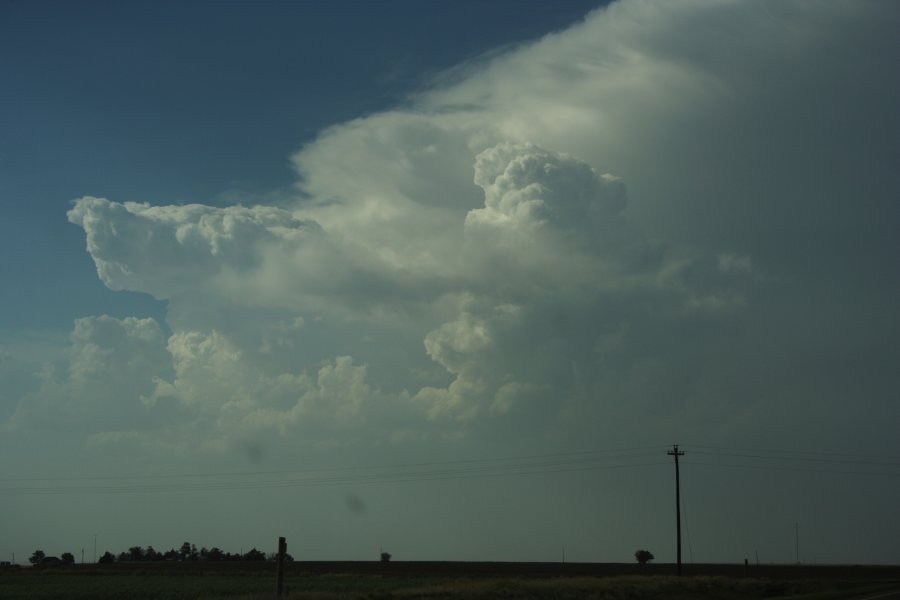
4,442 -> 897,497
0,462 -> 671,496
0,445 -> 668,483
0,451 -> 670,496
690,450 -> 900,468
688,444 -> 900,462
686,460 -> 900,478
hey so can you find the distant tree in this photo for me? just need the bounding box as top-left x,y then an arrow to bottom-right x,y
60,553 -> 75,565
206,547 -> 224,561
265,551 -> 294,562
29,550 -> 45,565
145,546 -> 161,562
380,552 -> 392,563
243,548 -> 266,562
179,542 -> 199,561
162,549 -> 179,561
128,546 -> 145,561
98,551 -> 115,564
635,549 -> 654,565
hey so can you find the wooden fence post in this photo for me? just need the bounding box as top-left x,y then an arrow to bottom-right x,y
276,536 -> 286,596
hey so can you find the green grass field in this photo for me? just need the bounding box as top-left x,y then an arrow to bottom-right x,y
0,563 -> 900,600
1,564 -> 897,600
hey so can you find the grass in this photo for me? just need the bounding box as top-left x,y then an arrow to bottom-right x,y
268,576 -> 896,600
1,568 -> 896,600
0,571 -> 269,600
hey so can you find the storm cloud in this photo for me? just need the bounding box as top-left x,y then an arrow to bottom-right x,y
6,0 -> 888,458
3,0 -> 898,565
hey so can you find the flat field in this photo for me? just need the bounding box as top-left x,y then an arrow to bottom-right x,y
1,562 -> 898,600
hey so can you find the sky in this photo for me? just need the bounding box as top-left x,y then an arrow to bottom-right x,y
1,0 -> 899,567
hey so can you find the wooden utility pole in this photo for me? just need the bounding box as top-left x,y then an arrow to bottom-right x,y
276,537 -> 287,596
667,444 -> 685,576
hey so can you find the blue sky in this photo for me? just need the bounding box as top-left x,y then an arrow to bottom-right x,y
2,0 -> 900,567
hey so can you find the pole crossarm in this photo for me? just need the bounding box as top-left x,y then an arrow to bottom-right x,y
666,446 -> 685,458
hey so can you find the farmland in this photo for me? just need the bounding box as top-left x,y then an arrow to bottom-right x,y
2,562 -> 898,600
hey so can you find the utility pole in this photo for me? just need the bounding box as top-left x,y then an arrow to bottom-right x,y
668,444 -> 685,576
795,522 -> 799,564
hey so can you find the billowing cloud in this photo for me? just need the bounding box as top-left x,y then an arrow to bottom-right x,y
467,142 -> 625,232
46,137 -> 755,446
67,198 -> 323,302
7,316 -> 170,432
9,0 -> 897,462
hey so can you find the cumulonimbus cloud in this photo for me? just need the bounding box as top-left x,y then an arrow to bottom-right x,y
9,0 -> 895,455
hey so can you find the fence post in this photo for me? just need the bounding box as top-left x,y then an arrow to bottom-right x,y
276,537 -> 286,596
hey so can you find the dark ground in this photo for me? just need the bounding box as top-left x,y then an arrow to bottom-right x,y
58,560 -> 898,579
3,561 -> 899,600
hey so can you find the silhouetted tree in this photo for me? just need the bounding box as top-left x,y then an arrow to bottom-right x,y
380,552 -> 392,563
60,553 -> 75,565
98,551 -> 115,564
243,548 -> 266,561
178,542 -> 198,561
205,547 -> 224,561
128,546 -> 144,561
162,549 -> 179,561
267,552 -> 295,562
635,549 -> 654,565
29,550 -> 45,565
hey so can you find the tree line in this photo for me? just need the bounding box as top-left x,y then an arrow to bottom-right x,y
29,542 -> 293,565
